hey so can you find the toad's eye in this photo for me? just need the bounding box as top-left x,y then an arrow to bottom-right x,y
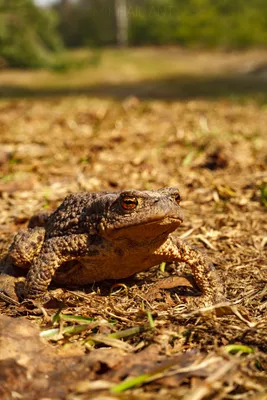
174,193 -> 181,204
121,197 -> 138,210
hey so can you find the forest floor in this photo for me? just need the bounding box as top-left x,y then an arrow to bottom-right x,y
0,48 -> 266,400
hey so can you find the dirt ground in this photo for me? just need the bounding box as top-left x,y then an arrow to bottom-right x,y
0,49 -> 267,400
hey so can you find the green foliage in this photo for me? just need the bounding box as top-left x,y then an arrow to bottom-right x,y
54,0 -> 267,49
2,0 -> 267,69
0,0 -> 63,68
129,0 -> 181,45
175,0 -> 267,48
129,0 -> 267,48
259,182 -> 267,208
55,0 -> 116,48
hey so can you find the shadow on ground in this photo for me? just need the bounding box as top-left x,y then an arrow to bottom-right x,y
1,71 -> 267,102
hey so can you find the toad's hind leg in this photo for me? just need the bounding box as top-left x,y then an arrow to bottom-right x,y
8,227 -> 45,268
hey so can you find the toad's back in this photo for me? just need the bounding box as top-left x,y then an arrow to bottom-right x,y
45,192 -> 108,238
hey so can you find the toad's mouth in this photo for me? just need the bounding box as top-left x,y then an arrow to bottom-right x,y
118,215 -> 182,228
138,216 -> 183,226
105,215 -> 183,239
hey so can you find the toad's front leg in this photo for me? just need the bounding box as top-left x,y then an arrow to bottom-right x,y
155,237 -> 225,306
25,234 -> 90,299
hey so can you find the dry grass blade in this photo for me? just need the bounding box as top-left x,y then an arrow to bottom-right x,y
85,334 -> 134,351
0,292 -> 19,306
197,234 -> 217,250
183,358 -> 240,400
109,323 -> 153,340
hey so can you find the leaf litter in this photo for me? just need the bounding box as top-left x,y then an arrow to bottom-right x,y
0,89 -> 266,399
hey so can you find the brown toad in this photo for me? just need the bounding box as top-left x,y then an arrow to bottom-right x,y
0,188 -> 224,304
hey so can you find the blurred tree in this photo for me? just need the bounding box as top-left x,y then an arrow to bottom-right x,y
129,0 -> 181,45
129,0 -> 267,47
54,0 -> 267,49
174,0 -> 267,47
55,0 -> 117,47
0,0 -> 63,68
115,0 -> 128,46
2,0 -> 267,69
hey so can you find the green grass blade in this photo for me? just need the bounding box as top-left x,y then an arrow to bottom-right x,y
111,373 -> 152,393
224,344 -> 254,354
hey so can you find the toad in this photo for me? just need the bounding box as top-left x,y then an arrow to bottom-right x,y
0,188 -> 224,305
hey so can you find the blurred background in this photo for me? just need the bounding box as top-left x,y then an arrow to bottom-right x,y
1,0 -> 267,100
2,0 -> 267,66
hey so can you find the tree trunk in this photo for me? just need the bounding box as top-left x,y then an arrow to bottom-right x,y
115,0 -> 128,47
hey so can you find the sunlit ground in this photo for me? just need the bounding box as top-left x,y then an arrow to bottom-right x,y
0,48 -> 266,399
1,47 -> 267,102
